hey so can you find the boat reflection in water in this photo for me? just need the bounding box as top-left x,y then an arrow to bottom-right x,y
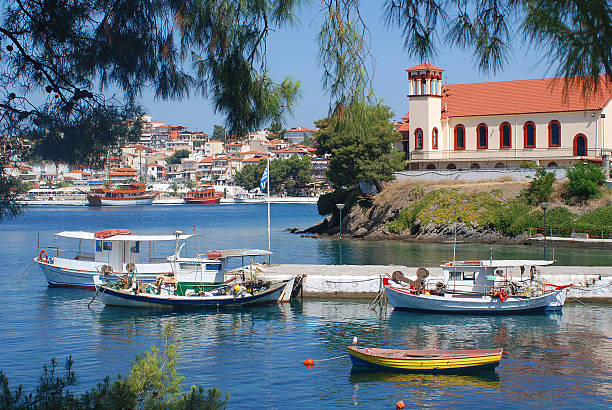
348,368 -> 500,391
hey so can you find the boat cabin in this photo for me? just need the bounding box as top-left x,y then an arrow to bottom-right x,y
167,248 -> 272,294
439,260 -> 554,294
52,230 -> 193,274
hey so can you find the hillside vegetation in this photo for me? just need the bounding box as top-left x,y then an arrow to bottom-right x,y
308,163 -> 612,242
386,185 -> 612,237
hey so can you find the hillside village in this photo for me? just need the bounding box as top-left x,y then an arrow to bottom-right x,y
6,116 -> 326,197
5,63 -> 612,202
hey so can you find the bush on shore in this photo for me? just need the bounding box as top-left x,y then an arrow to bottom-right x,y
566,162 -> 606,200
0,324 -> 228,409
521,167 -> 555,205
317,186 -> 373,217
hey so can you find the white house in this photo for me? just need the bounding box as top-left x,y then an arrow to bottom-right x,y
204,140 -> 224,157
400,63 -> 612,170
284,126 -> 317,144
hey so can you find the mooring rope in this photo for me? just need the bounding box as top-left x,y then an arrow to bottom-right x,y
314,354 -> 348,363
15,262 -> 35,286
87,286 -> 100,309
325,277 -> 379,284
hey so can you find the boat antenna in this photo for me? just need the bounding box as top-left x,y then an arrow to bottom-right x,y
452,218 -> 458,266
174,230 -> 182,257
489,247 -> 493,265
266,156 -> 271,264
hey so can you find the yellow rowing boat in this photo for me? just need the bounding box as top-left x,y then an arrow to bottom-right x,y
347,346 -> 503,372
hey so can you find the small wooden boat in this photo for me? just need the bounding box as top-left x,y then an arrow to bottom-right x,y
347,346 -> 503,372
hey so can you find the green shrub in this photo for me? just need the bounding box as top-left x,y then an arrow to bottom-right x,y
575,206 -> 612,232
545,207 -> 575,231
520,161 -> 538,168
566,162 -> 606,200
387,189 -> 502,234
317,187 -> 361,216
0,324 -> 228,409
493,198 -> 534,235
521,167 -> 555,205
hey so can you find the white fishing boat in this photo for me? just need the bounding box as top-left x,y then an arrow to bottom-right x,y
384,260 -> 571,313
234,191 -> 267,203
34,230 -> 278,297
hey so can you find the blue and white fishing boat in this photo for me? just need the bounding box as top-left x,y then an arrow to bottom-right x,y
92,274 -> 293,309
384,260 -> 570,313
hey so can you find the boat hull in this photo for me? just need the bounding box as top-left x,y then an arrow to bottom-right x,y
348,346 -> 503,373
95,280 -> 291,309
183,197 -> 222,204
35,258 -> 172,289
94,196 -> 155,206
385,286 -> 565,314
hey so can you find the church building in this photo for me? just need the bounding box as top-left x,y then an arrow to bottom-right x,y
397,63 -> 612,170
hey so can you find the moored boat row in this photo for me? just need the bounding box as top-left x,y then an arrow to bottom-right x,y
35,229 -> 293,307
33,228 -> 575,376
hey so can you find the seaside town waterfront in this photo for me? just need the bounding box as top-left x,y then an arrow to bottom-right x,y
3,63 -> 612,407
3,0 -> 612,407
1,204 -> 611,408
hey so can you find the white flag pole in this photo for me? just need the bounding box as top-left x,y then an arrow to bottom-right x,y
266,157 -> 271,264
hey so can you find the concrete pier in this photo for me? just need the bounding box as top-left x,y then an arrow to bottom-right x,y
258,264 -> 612,303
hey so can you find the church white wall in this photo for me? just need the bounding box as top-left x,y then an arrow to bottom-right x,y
412,110 -> 604,166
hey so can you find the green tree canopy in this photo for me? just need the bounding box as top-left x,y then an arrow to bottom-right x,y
566,161 -> 606,200
522,167 -> 556,205
268,121 -> 286,140
212,125 -> 227,142
315,99 -> 404,189
166,149 -> 191,165
234,156 -> 313,194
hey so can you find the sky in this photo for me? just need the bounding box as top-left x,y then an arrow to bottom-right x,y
138,3 -> 553,135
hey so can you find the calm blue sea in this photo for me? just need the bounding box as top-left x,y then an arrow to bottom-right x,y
0,204 -> 611,408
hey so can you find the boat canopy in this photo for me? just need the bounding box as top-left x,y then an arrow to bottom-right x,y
213,249 -> 272,258
55,231 -> 193,242
441,259 -> 555,268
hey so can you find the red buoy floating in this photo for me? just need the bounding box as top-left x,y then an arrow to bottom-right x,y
303,358 -> 314,366
396,400 -> 405,409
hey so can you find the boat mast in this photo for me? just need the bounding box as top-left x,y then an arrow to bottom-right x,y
266,156 -> 271,264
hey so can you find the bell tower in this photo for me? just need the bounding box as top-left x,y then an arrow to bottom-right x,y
407,63 -> 444,152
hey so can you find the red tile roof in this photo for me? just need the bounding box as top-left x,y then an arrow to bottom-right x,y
243,157 -> 266,163
406,63 -> 444,72
286,126 -> 317,133
440,76 -> 612,118
397,122 -> 410,132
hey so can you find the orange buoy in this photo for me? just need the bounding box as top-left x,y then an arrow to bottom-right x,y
303,358 -> 314,366
396,400 -> 405,409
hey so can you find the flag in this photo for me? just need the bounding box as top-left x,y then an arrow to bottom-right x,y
260,164 -> 269,190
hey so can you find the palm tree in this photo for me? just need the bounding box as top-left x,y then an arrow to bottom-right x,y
169,182 -> 179,197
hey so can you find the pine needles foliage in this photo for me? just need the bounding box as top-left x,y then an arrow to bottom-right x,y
0,324 -> 228,409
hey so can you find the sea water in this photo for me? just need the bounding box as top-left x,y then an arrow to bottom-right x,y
0,204 -> 610,408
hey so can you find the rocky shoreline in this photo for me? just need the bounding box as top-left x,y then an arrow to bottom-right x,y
298,201 -> 528,244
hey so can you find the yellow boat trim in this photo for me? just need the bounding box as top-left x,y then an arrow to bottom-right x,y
349,349 -> 502,370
